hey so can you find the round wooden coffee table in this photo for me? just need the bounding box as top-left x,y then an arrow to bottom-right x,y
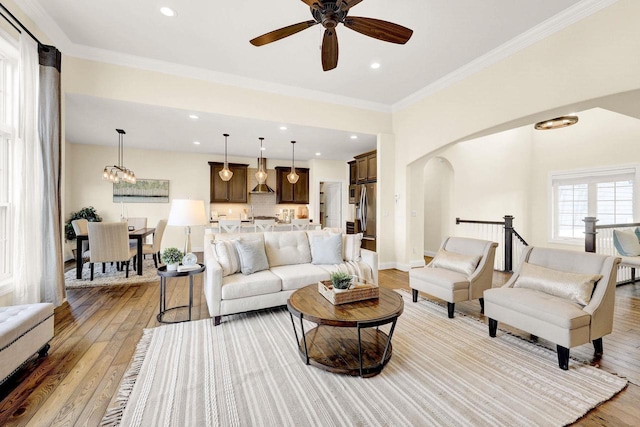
287,284 -> 404,377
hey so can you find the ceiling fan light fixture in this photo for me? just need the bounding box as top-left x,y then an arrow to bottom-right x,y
287,141 -> 300,184
534,115 -> 579,130
219,133 -> 233,182
255,137 -> 268,185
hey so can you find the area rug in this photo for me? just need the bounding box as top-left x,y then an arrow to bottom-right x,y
65,259 -> 160,288
102,291 -> 627,427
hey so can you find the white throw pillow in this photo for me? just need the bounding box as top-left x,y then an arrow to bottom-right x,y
213,240 -> 240,277
310,233 -> 343,265
430,249 -> 480,276
343,233 -> 363,261
612,229 -> 640,256
513,262 -> 602,306
234,237 -> 269,275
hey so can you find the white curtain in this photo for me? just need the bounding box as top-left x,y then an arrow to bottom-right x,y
12,34 -> 43,304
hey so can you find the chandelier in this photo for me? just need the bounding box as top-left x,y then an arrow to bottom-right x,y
287,140 -> 299,184
102,129 -> 136,184
219,133 -> 233,182
255,137 -> 268,184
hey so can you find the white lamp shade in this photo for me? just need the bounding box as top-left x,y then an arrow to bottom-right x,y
167,199 -> 208,226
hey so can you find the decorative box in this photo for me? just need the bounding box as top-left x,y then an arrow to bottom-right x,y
318,279 -> 379,305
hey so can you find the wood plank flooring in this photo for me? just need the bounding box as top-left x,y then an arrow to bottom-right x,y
0,260 -> 638,426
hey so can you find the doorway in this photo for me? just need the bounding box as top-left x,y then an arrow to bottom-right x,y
320,182 -> 342,229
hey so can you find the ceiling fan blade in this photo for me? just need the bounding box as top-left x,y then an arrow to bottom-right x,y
250,20 -> 318,46
301,0 -> 322,10
338,0 -> 364,11
321,29 -> 339,71
344,17 -> 413,44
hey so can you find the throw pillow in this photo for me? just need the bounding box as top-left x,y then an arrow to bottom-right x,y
310,233 -> 343,265
213,240 -> 240,277
429,249 -> 480,276
343,233 -> 363,261
513,262 -> 602,306
613,229 -> 640,256
234,237 -> 269,275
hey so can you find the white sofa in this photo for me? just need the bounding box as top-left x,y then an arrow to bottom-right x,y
0,303 -> 54,384
204,229 -> 378,325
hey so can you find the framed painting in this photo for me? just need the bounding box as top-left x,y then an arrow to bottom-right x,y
113,179 -> 169,203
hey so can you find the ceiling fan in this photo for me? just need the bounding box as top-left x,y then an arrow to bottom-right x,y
250,0 -> 413,71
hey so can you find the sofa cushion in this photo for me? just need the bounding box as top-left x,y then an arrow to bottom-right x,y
430,249 -> 480,276
409,267 -> 469,291
234,237 -> 269,275
264,231 -> 311,267
613,229 -> 640,256
310,233 -> 343,265
212,240 -> 240,276
221,270 -> 282,300
270,264 -> 330,291
513,262 -> 602,306
484,287 -> 591,330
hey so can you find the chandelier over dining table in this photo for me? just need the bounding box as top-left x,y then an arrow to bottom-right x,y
102,128 -> 136,184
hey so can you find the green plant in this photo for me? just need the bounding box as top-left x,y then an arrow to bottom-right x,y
65,206 -> 102,241
161,247 -> 183,264
330,271 -> 352,290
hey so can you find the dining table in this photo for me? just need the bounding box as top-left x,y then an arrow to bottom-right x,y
75,227 -> 156,279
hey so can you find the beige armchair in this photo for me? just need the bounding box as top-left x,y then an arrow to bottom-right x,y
87,222 -> 137,280
409,237 -> 498,318
142,219 -> 167,268
484,246 -> 620,369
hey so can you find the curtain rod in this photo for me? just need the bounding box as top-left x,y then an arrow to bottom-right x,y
0,3 -> 44,46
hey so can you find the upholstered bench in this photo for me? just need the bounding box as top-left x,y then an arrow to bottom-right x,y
0,303 -> 54,384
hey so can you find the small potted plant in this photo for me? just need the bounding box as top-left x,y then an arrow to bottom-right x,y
161,247 -> 183,271
330,271 -> 353,292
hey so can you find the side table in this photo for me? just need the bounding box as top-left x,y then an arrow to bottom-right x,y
157,264 -> 205,324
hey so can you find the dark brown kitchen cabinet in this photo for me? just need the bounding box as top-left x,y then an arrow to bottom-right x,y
275,167 -> 310,204
354,150 -> 376,183
209,162 -> 249,203
348,160 -> 357,185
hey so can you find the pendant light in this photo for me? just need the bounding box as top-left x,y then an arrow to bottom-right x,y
287,140 -> 300,184
219,133 -> 233,182
102,128 -> 136,184
255,137 -> 268,184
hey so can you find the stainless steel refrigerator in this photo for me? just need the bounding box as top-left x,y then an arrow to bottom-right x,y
357,183 -> 376,251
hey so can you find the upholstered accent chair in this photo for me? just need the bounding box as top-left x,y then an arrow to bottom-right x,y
409,237 -> 498,318
71,219 -> 90,259
87,222 -> 137,280
484,246 -> 620,370
142,219 -> 167,268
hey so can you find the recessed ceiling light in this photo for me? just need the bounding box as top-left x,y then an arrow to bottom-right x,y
280,126 -> 288,130
315,152 -> 321,156
370,62 -> 381,69
193,141 -> 201,145
350,135 -> 358,140
160,7 -> 176,17
188,114 -> 199,120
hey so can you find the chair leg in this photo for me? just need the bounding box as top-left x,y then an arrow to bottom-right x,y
90,263 -> 94,281
214,316 -> 221,326
125,261 -> 130,278
102,263 -> 106,273
557,345 -> 570,370
412,289 -> 418,302
593,337 -> 603,356
153,254 -> 158,268
488,318 -> 497,337
447,302 -> 455,318
479,297 -> 484,314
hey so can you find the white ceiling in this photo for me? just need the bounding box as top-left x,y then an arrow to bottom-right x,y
20,0 -> 603,160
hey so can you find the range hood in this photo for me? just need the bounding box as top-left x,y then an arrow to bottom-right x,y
250,157 -> 275,193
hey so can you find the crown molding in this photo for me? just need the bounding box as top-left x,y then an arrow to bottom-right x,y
391,0 -> 619,113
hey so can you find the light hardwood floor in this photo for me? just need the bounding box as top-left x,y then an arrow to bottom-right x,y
0,260 -> 638,426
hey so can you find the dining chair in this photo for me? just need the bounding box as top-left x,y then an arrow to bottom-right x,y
87,222 -> 137,280
126,217 -> 147,231
254,219 -> 276,232
143,219 -> 167,268
71,219 -> 90,259
291,218 -> 310,231
219,219 -> 242,233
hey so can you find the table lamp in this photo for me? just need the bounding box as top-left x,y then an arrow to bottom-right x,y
167,199 -> 208,258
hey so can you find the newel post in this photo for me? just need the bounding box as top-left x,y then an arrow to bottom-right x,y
584,217 -> 598,253
504,215 -> 514,272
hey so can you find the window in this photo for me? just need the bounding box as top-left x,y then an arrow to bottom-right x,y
0,34 -> 18,291
550,166 -> 638,243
